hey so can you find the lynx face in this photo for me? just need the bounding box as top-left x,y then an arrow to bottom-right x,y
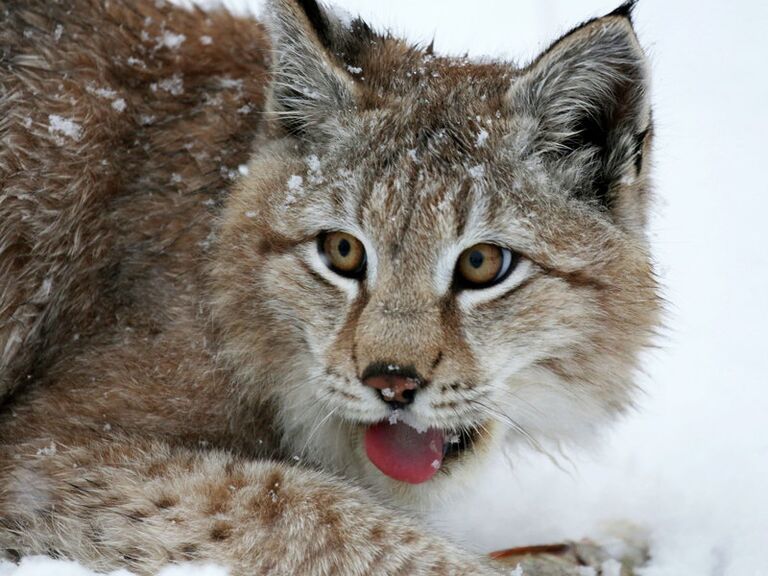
213,0 -> 659,500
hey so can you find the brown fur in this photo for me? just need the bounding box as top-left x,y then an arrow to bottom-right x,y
0,0 -> 659,573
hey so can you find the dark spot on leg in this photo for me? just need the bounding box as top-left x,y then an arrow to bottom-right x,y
180,543 -> 199,560
209,521 -> 232,542
154,494 -> 179,510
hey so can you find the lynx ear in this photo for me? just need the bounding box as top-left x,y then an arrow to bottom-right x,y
266,0 -> 364,138
508,3 -> 652,230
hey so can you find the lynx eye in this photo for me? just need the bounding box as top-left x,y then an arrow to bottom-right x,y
455,243 -> 518,289
318,231 -> 367,279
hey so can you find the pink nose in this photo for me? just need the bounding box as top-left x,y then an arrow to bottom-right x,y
363,374 -> 419,405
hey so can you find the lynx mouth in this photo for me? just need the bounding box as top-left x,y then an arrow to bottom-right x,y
363,420 -> 479,484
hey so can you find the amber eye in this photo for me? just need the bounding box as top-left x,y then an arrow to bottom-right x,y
319,231 -> 367,279
455,243 -> 518,289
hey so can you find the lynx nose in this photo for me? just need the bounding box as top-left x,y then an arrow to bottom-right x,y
362,364 -> 421,407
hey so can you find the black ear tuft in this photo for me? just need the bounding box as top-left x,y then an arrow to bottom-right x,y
295,0 -> 331,48
608,0 -> 639,21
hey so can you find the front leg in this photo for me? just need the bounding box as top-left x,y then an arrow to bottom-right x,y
0,437 -> 502,575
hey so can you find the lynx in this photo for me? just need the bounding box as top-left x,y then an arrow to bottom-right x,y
0,0 -> 659,574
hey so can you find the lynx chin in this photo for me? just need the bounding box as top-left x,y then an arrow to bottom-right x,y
0,0 -> 659,574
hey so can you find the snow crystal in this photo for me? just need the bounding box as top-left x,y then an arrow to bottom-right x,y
151,74 -> 184,96
287,175 -> 303,191
475,128 -> 489,148
48,115 -> 82,141
388,410 -> 402,425
170,173 -> 182,184
237,164 -> 250,176
139,114 -> 156,126
346,65 -> 363,75
305,154 -> 321,173
22,116 -> 33,129
103,423 -> 112,432
468,164 -> 485,180
87,85 -> 117,99
244,211 -> 257,219
111,98 -> 127,113
431,459 -> 441,470
237,104 -> 252,115
36,442 -> 56,457
200,35 -> 213,46
407,148 -> 419,162
126,56 -> 146,68
508,564 -> 523,576
53,24 -> 63,42
381,388 -> 395,400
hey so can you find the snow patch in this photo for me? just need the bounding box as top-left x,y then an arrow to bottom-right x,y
0,557 -> 229,576
475,128 -> 489,148
468,164 -> 485,180
151,75 -> 184,96
158,31 -> 186,50
287,175 -> 303,191
35,442 -> 56,457
48,115 -> 82,141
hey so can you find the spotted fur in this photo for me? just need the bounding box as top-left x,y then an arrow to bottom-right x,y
0,0 -> 659,573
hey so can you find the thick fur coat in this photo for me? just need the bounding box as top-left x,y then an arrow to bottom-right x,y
0,0 -> 659,574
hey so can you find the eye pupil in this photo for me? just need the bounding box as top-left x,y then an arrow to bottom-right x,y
319,232 -> 367,279
455,243 -> 518,290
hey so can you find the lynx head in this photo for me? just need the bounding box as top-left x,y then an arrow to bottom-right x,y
212,0 -> 659,502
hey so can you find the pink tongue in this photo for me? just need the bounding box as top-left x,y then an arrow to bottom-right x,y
364,420 -> 444,484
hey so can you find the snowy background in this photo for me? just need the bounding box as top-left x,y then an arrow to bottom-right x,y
4,0 -> 767,575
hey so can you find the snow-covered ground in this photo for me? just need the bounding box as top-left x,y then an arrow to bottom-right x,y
4,0 -> 767,574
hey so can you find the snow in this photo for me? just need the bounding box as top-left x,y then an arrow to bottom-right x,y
7,0 -> 767,575
150,75 -> 184,96
0,557 -> 227,576
158,31 -> 187,50
47,114 -> 82,141
475,128 -> 489,148
286,174 -> 303,191
468,163 -> 485,180
111,98 -> 127,112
